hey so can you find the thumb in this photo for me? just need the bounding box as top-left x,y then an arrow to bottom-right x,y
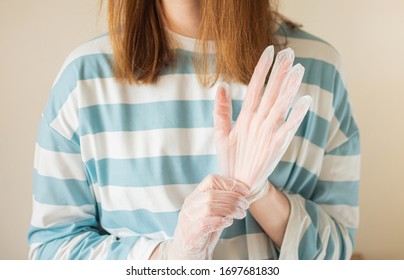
214,83 -> 232,142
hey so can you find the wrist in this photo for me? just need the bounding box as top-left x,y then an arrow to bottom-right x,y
246,180 -> 272,204
249,184 -> 291,247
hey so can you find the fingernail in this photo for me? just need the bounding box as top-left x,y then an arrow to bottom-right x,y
295,95 -> 312,108
287,64 -> 305,94
292,63 -> 305,77
219,82 -> 231,100
277,48 -> 295,69
263,45 -> 275,58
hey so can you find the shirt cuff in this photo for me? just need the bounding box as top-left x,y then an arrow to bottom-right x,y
278,192 -> 311,260
127,237 -> 163,260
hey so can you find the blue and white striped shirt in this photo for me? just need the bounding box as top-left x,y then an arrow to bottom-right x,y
28,24 -> 360,260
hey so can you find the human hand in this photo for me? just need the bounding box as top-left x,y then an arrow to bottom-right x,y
158,174 -> 249,259
214,46 -> 312,203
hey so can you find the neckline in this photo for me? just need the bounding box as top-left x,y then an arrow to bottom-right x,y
165,28 -> 215,53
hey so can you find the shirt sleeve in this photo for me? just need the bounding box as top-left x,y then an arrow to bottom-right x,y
279,58 -> 360,260
27,53 -> 161,260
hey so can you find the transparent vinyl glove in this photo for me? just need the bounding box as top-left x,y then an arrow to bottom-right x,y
157,174 -> 249,259
214,46 -> 312,204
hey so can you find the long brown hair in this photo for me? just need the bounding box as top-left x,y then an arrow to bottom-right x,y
107,0 -> 287,87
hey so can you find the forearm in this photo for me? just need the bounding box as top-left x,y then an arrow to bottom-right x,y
249,182 -> 290,248
29,228 -> 151,259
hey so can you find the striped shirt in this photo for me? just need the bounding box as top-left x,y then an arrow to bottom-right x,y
28,23 -> 360,260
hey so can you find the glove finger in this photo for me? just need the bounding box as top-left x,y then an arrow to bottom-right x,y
269,95 -> 312,153
200,174 -> 250,196
207,204 -> 247,220
229,180 -> 250,197
214,85 -> 232,176
239,46 -> 274,118
199,216 -> 233,233
237,54 -> 300,175
254,95 -> 312,183
183,189 -> 249,219
217,176 -> 250,197
204,190 -> 249,208
214,84 -> 232,140
283,95 -> 312,133
176,214 -> 231,252
258,48 -> 295,118
189,184 -> 248,204
265,64 -> 305,128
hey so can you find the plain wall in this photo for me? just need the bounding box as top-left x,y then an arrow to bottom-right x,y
0,0 -> 403,259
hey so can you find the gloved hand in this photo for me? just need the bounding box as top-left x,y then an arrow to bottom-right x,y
157,174 -> 249,259
214,46 -> 312,204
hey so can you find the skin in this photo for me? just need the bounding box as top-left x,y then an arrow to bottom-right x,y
160,0 -> 201,38
150,0 -> 291,259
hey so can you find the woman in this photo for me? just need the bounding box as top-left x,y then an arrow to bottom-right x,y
28,0 -> 360,259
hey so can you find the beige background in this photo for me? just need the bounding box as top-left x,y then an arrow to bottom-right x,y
0,0 -> 403,259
